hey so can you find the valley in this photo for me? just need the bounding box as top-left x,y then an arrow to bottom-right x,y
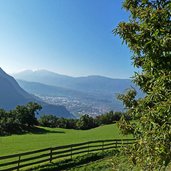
14,70 -> 142,116
35,95 -> 109,117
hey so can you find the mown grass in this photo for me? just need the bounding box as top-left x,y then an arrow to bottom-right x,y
0,124 -> 131,156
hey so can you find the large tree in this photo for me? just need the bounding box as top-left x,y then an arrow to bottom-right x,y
114,0 -> 171,170
14,102 -> 42,127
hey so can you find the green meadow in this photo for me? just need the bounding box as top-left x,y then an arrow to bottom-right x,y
0,124 -> 131,156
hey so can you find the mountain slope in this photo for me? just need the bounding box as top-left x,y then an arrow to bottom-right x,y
0,68 -> 35,109
0,68 -> 74,118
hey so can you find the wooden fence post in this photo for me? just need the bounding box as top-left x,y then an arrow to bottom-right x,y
70,146 -> 72,159
50,148 -> 53,163
116,140 -> 117,149
17,155 -> 21,171
102,141 -> 104,152
88,142 -> 89,154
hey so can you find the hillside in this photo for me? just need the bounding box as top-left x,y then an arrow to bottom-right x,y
0,68 -> 74,118
0,68 -> 35,110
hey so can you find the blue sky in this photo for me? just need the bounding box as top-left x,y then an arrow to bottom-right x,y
0,0 -> 135,78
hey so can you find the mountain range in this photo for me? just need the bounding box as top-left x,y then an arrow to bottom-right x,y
0,68 -> 74,118
13,70 -> 133,94
13,70 -> 142,116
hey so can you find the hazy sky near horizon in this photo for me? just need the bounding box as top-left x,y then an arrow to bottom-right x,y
0,0 -> 135,79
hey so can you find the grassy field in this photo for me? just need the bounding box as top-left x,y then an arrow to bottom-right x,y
0,124 -> 131,156
67,155 -> 171,171
67,157 -> 113,171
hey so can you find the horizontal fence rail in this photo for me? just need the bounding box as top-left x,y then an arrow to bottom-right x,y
0,139 -> 136,171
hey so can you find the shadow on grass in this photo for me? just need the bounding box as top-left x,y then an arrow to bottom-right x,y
28,126 -> 65,134
0,126 -> 65,137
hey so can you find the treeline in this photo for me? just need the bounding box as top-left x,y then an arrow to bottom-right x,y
0,102 -> 42,135
0,102 -> 127,135
38,111 -> 124,130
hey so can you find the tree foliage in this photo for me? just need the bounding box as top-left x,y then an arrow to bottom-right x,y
39,111 -> 123,130
114,0 -> 171,170
76,114 -> 96,130
0,102 -> 42,135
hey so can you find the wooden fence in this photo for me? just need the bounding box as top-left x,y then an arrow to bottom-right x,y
0,138 -> 135,171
